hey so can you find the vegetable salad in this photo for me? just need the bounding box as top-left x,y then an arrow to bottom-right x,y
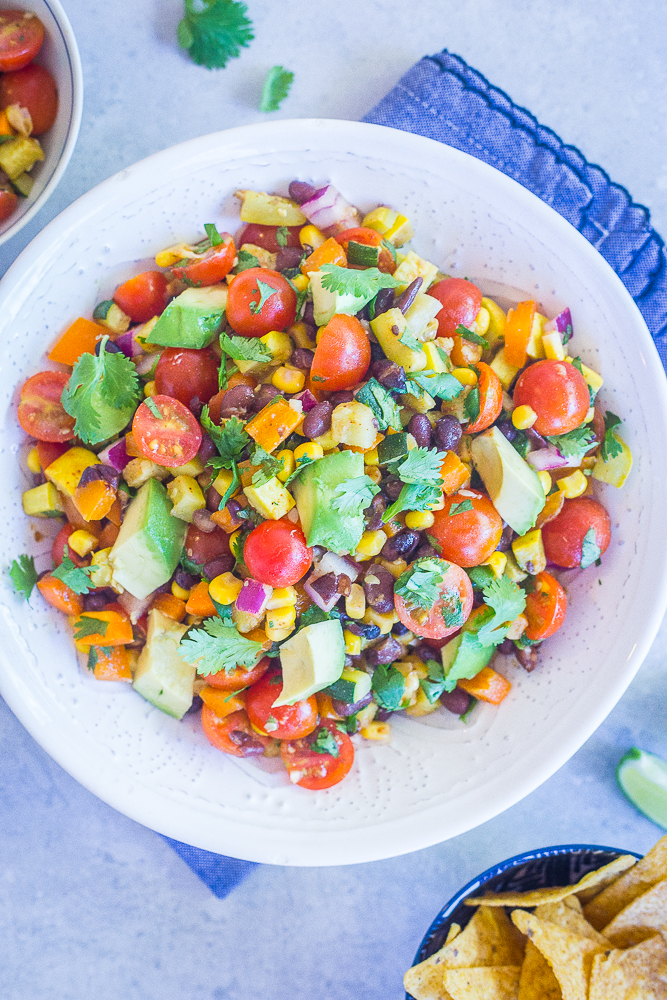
12,180 -> 632,790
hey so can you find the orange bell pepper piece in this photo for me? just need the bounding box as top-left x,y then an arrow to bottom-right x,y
0,109 -> 15,137
106,496 -> 123,527
73,479 -> 116,521
150,592 -> 187,622
90,645 -> 133,682
301,237 -> 347,275
316,692 -> 344,720
48,317 -> 105,367
73,609 -> 133,647
37,576 -> 83,616
200,685 -> 246,717
536,488 -> 564,528
185,581 -> 217,617
458,667 -> 511,705
124,431 -> 143,458
440,450 -> 470,495
503,300 -> 536,368
245,396 -> 303,453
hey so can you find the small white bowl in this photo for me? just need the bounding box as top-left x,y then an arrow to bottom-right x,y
0,0 -> 83,247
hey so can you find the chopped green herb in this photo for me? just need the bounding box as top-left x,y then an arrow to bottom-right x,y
319,263 -> 400,301
61,336 -> 141,444
371,663 -> 405,711
219,331 -> 272,364
546,425 -> 596,463
406,370 -> 464,402
204,222 -> 224,246
398,326 -> 422,352
441,591 -> 465,628
331,475 -> 380,517
601,411 -> 623,462
249,278 -> 279,315
202,409 -> 250,468
465,565 -> 495,590
9,554 -> 38,600
275,225 -> 290,247
510,430 -> 530,459
580,527 -> 601,569
476,576 -> 527,648
394,558 -> 448,613
455,324 -> 489,349
250,444 -> 284,487
425,533 -> 443,553
354,378 -> 402,432
460,697 -> 478,723
73,616 -> 110,641
310,726 -> 339,757
419,658 -> 447,704
145,397 -> 163,420
52,557 -> 94,595
235,249 -> 259,272
259,65 -> 294,112
448,499 -> 473,517
177,0 -> 254,70
464,386 -> 480,425
180,617 -> 265,675
562,324 -> 573,345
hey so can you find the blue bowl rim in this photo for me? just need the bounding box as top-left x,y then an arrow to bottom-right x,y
406,842 -> 642,999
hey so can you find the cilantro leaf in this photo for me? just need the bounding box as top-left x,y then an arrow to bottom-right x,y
61,336 -> 141,444
201,409 -> 250,467
249,278 -> 279,315
394,558 -> 448,613
275,226 -> 290,247
9,554 -> 38,600
204,222 -> 223,246
455,324 -> 489,349
580,527 -> 601,569
384,481 -> 441,521
511,430 -> 530,459
371,664 -> 405,711
250,444 -> 284,487
546,425 -> 596,463
354,378 -> 402,432
283,455 -> 316,486
420,658 -> 446,704
177,0 -> 254,70
331,475 -> 380,517
406,371 -> 464,402
319,263 -> 401,301
394,447 -> 445,486
601,411 -> 623,462
465,565 -> 495,590
398,326 -> 422,352
476,576 -> 526,648
235,249 -> 259,272
219,331 -> 272,363
441,591 -> 465,628
51,556 -> 94,595
145,397 -> 163,420
73,616 -> 109,641
448,499 -> 473,516
179,617 -> 265,675
464,386 -> 480,425
310,726 -> 340,757
260,66 -> 294,112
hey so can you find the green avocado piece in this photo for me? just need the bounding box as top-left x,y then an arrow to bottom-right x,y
441,630 -> 494,692
325,667 -> 372,705
470,425 -> 546,535
272,619 -> 345,707
291,450 -> 366,554
133,609 -> 195,718
146,285 -> 228,348
309,270 -> 372,327
109,478 -> 187,599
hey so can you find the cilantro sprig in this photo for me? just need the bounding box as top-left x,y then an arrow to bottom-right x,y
406,368 -> 464,402
310,727 -> 340,757
371,664 -> 406,711
178,0 -> 254,70
260,66 -> 294,112
601,411 -> 623,462
9,554 -> 38,600
52,557 -> 94,595
250,444 -> 284,487
73,616 -> 109,641
331,475 -> 380,517
580,527 -> 601,569
234,249 -> 259,272
201,408 -> 250,506
383,448 -> 445,520
61,336 -> 141,444
448,499 -> 473,517
249,279 -> 279,315
219,331 -> 271,364
455,324 -> 489,349
546,425 -> 596,464
179,618 -> 265,675
319,263 -> 401,301
394,558 -> 449,613
475,576 -> 527,648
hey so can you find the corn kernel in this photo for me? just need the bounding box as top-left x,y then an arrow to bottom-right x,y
345,583 -> 366,619
290,272 -> 309,293
379,558 -> 408,579
344,629 -> 362,656
542,331 -> 565,361
584,406 -> 595,424
405,686 -> 441,717
364,448 -> 380,467
299,224 -> 326,249
558,469 -> 588,499
171,581 -> 190,601
405,510 -> 435,530
144,380 -> 157,397
272,366 -> 305,394
275,449 -> 295,482
481,551 -> 507,579
266,586 -> 297,610
68,529 -> 98,557
354,529 -> 387,560
512,404 -> 537,430
293,442 -> 323,464
537,470 -> 552,494
26,447 -> 41,474
209,572 -> 244,606
474,306 -> 491,337
229,528 -> 242,554
265,605 -> 297,639
361,721 -> 391,741
363,607 -> 398,634
452,367 -> 478,386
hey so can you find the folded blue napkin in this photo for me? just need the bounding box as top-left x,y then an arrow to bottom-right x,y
168,49 -> 667,897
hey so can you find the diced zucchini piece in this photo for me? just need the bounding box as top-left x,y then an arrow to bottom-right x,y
512,529 -> 546,575
235,189 -> 306,226
11,171 -> 34,197
0,135 -> 43,181
592,434 -> 632,488
405,293 -> 443,340
22,482 -> 65,518
392,251 -> 439,292
243,477 -> 295,520
330,401 -> 378,449
377,432 -> 411,465
44,447 -> 100,497
166,475 -> 206,522
370,308 -> 428,373
93,300 -> 131,334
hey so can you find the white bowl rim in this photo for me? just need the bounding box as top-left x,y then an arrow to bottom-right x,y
2,118 -> 667,865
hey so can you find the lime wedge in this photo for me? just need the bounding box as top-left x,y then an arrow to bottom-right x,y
617,748 -> 667,827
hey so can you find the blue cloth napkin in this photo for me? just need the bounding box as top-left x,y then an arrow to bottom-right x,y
167,49 -> 667,897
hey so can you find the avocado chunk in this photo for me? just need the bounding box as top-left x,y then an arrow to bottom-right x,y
133,609 -> 195,718
109,478 -> 187,599
272,619 -> 345,706
470,425 -> 546,535
146,285 -> 228,348
309,270 -> 372,327
441,630 -> 494,692
292,450 -> 366,554
325,666 -> 372,705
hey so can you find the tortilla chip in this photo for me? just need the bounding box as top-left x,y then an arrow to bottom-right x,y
511,909 -> 607,1000
517,940 -> 561,1000
533,898 -> 609,944
465,855 -> 637,909
446,923 -> 462,945
584,836 -> 667,930
588,933 -> 667,1000
404,908 -> 525,1000
443,966 -> 521,1000
602,876 -> 667,947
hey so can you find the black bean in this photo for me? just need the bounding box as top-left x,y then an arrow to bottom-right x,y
395,277 -> 423,314
363,563 -> 395,614
220,384 -> 255,418
276,246 -> 304,272
291,348 -> 315,371
373,287 -> 395,316
369,342 -> 387,365
414,541 -> 437,561
383,475 -> 403,501
409,413 -> 432,449
303,401 -> 332,439
192,509 -> 216,533
206,485 -> 221,512
83,589 -> 115,612
346,621 -> 380,640
497,420 -> 516,443
434,416 -> 463,452
329,390 -> 354,407
33,472 -> 46,487
366,637 -> 403,666
197,433 -> 217,463
175,569 -> 198,590
252,383 -> 282,412
289,181 -> 316,204
375,708 -> 393,722
185,694 -> 203,716
302,300 -> 315,326
497,638 -> 515,654
441,688 -> 472,716
515,645 -> 538,672
95,339 -> 121,355
78,464 -> 120,490
332,693 -> 373,717
526,426 -> 547,449
222,498 -> 246,531
496,523 -> 514,552
309,572 -> 338,603
416,644 -> 439,663
364,494 -> 386,531
203,555 -> 234,579
392,621 -> 410,637
381,529 -> 420,562
370,358 -> 406,392
188,395 -> 203,419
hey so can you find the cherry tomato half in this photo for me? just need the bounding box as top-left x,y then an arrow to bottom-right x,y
429,278 -> 482,338
113,271 -> 169,324
281,719 -> 355,790
524,571 -> 567,640
309,314 -> 371,391
35,440 -> 68,470
52,523 -> 86,568
394,558 -> 474,640
226,268 -> 296,337
245,668 -> 319,740
0,187 -> 18,223
171,236 -> 236,286
430,490 -> 503,567
334,227 -> 395,272
238,224 -> 302,253
202,655 -> 271,692
464,361 -> 503,434
0,63 -> 57,135
154,347 -> 220,408
184,523 -> 231,566
244,520 -> 313,588
18,371 -> 75,442
0,10 -> 44,71
132,394 -> 202,468
202,706 -> 270,758
513,360 -> 590,436
541,496 -> 611,569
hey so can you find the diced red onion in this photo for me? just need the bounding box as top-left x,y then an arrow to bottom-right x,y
294,389 -> 318,412
117,591 -> 151,624
317,551 -> 360,582
303,575 -> 340,613
300,184 -> 360,236
98,438 -> 131,471
235,578 -> 273,615
526,446 -> 570,471
134,353 -> 157,376
544,307 -> 573,337
114,331 -> 142,358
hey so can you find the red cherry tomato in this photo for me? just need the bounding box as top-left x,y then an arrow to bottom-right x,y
464,362 -> 503,434
524,571 -> 567,640
226,268 -> 296,337
0,10 -> 44,71
184,523 -> 231,566
0,187 -> 18,223
0,64 -> 57,134
309,314 -> 371,392
17,371 -> 75,442
541,496 -> 611,569
429,278 -> 482,338
394,558 -> 474,640
238,224 -> 302,253
171,236 -> 236,286
202,655 -> 271,692
154,347 -> 220,408
245,668 -> 319,740
244,520 -> 313,587
132,394 -> 202,468
201,706 -> 270,758
113,271 -> 169,324
52,523 -> 86,568
334,227 -> 395,272
35,440 -> 68,470
281,719 -> 355,790
513,360 -> 590,436
430,490 -> 503,567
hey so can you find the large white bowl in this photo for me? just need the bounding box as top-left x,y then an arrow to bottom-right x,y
0,0 -> 83,247
1,120 -> 666,866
